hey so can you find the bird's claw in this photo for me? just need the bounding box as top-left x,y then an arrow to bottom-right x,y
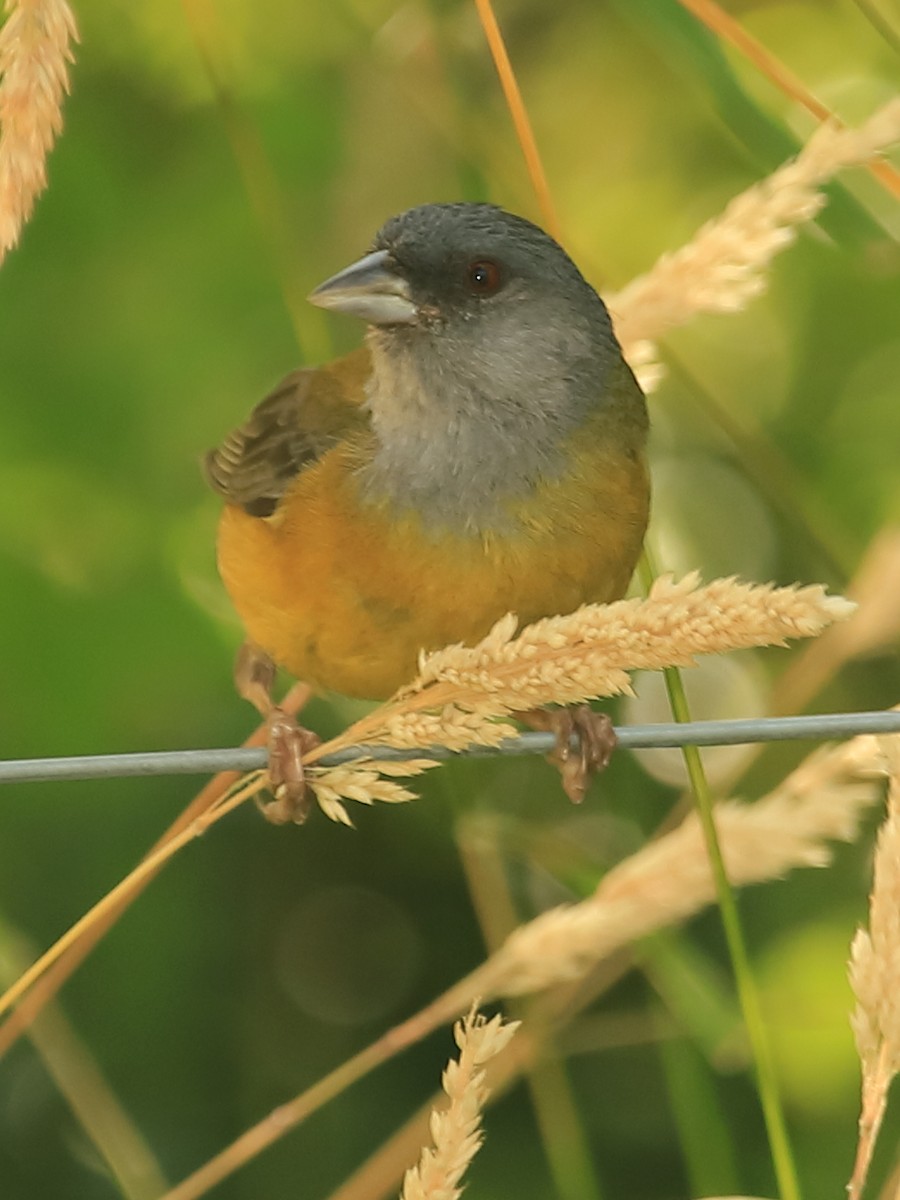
520,704 -> 617,804
551,705 -> 616,804
257,707 -> 321,825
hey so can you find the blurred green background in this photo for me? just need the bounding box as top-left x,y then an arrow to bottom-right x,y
0,0 -> 898,1197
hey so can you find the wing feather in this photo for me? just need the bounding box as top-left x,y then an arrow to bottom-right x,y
204,347 -> 370,517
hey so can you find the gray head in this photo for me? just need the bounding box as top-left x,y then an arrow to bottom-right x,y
308,203 -> 642,530
310,202 -> 619,380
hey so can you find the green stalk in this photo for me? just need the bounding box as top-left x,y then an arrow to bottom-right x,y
639,551 -> 801,1200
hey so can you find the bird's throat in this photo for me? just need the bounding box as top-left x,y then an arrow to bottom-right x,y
359,330 -> 582,534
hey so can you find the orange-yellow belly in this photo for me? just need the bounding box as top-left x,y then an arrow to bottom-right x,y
217,437 -> 649,700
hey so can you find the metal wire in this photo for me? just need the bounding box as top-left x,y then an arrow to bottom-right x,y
1,710 -> 898,786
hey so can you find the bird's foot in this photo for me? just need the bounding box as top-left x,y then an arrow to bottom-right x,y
518,704 -> 617,804
257,707 -> 322,825
234,640 -> 320,825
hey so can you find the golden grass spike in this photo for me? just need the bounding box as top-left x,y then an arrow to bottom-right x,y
400,1006 -> 519,1200
848,738 -> 900,1200
302,576 -> 853,819
610,99 -> 900,388
0,0 -> 77,261
484,734 -> 887,998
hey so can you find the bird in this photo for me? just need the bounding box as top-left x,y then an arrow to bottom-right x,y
205,202 -> 650,821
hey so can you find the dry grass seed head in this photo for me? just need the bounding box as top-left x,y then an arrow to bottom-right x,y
609,98 -> 900,389
850,738 -> 900,1075
410,574 -> 853,712
478,733 -> 888,998
309,758 -> 441,824
307,576 -> 853,819
400,1006 -> 519,1200
846,737 -> 900,1200
0,0 -> 77,259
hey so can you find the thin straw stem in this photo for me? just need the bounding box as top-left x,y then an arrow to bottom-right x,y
640,552 -> 801,1200
473,0 -> 562,242
680,0 -> 900,198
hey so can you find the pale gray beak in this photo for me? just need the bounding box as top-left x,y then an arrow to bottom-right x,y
307,249 -> 417,326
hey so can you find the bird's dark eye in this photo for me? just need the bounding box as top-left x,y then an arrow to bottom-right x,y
465,259 -> 502,296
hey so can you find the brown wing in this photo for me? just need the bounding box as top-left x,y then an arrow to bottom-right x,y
204,346 -> 372,518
